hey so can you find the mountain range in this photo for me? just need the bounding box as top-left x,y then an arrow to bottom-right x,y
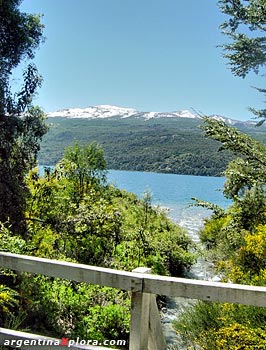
40,104 -> 265,176
47,104 -> 255,127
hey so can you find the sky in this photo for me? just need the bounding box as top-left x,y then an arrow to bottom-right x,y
17,0 -> 265,121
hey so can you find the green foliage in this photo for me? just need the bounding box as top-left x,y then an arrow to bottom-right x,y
75,304 -> 130,342
0,142 -> 195,341
0,223 -> 27,254
0,224 -> 27,312
222,225 -> 266,284
110,189 -> 195,276
232,185 -> 266,231
202,118 -> 266,234
203,118 -> 266,181
58,141 -> 107,201
19,275 -> 130,341
38,116 -> 237,176
192,197 -> 225,217
200,118 -> 266,268
29,225 -> 59,258
219,0 -> 266,78
174,301 -> 225,349
0,0 -> 47,234
0,0 -> 44,76
200,188 -> 266,262
177,118 -> 266,348
175,301 -> 266,350
26,164 -> 121,265
26,167 -> 69,235
219,0 -> 266,122
62,198 -> 122,265
25,144 -> 195,274
201,119 -> 266,218
199,215 -> 228,250
0,284 -> 19,328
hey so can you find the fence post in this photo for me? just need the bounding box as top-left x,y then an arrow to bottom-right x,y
129,267 -> 151,350
148,294 -> 167,350
129,267 -> 167,350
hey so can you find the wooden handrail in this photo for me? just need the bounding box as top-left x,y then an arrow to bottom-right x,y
1,252 -> 266,306
1,251 -> 266,350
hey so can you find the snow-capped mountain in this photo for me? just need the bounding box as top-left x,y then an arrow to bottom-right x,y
48,105 -> 139,119
47,104 -> 253,125
209,114 -> 256,126
47,104 -> 200,120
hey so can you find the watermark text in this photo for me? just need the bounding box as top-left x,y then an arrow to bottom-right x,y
3,337 -> 127,348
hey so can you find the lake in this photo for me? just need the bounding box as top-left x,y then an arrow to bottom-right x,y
108,170 -> 228,207
39,167 -> 230,233
40,167 -> 230,221
107,169 -> 230,225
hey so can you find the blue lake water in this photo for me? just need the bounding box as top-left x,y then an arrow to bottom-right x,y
107,170 -> 230,224
108,170 -> 228,207
39,166 -> 230,225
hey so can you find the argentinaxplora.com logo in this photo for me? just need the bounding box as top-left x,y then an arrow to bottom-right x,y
3,337 -> 127,348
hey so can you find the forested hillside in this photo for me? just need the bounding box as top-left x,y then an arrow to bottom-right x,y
38,116 -> 266,176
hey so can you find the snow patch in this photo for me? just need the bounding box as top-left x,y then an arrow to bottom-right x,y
47,105 -> 252,125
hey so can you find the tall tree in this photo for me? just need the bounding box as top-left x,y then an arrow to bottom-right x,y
219,0 -> 266,122
0,0 -> 47,234
56,142 -> 107,203
203,117 -> 266,201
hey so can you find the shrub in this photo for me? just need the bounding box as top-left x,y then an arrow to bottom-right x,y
174,301 -> 266,350
212,324 -> 266,350
0,284 -> 19,326
74,304 -> 130,343
19,275 -> 130,340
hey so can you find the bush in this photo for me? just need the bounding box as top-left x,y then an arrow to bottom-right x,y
18,275 -> 130,341
174,301 -> 266,350
211,324 -> 266,350
74,304 -> 130,342
0,285 -> 19,326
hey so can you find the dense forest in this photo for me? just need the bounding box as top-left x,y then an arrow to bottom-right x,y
38,116 -> 266,177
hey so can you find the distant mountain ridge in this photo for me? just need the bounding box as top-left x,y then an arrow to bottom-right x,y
40,105 -> 266,176
47,104 -> 255,126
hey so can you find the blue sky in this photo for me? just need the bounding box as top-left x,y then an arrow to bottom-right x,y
18,0 -> 265,120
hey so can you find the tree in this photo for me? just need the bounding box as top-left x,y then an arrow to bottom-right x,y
173,4 -> 266,347
202,117 -> 266,230
56,142 -> 107,202
0,0 -> 47,234
219,0 -> 266,122
203,117 -> 266,198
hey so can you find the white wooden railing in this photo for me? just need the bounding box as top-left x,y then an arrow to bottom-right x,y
1,252 -> 266,350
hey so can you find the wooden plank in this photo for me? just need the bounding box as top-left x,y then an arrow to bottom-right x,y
129,291 -> 150,350
0,328 -> 118,350
0,252 -> 142,292
148,295 -> 167,350
142,274 -> 266,307
129,267 -> 151,350
2,252 -> 266,307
